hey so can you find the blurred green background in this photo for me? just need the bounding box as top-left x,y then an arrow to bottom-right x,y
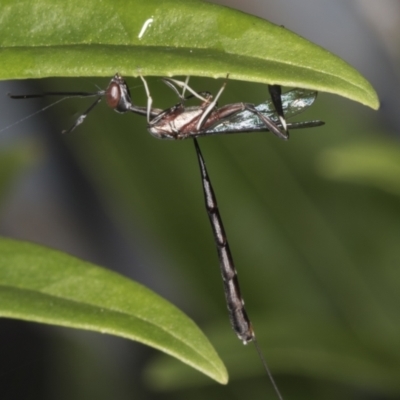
1,1 -> 400,399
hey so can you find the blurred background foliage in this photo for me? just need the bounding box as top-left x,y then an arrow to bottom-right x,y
1,1 -> 400,399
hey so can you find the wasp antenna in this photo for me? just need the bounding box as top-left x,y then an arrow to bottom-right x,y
9,91 -> 103,100
0,97 -> 70,134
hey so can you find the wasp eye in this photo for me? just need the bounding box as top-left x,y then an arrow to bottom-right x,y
106,82 -> 121,109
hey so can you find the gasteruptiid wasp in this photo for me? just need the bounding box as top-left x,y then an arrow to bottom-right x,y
10,74 -> 324,399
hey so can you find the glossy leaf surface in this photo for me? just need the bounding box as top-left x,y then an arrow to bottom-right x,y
0,0 -> 378,108
0,238 -> 228,384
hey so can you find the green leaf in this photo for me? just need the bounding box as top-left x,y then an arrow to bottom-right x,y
0,237 -> 228,384
0,0 -> 378,109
